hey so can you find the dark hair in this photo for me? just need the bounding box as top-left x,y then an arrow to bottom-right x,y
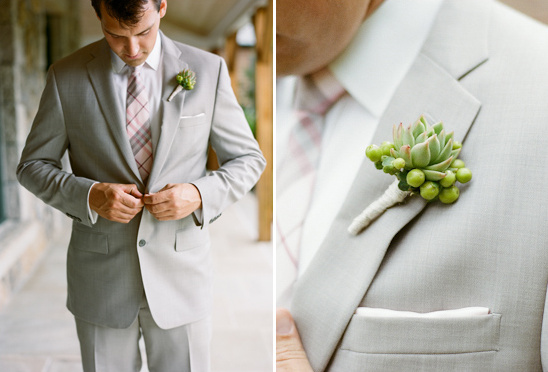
91,0 -> 162,26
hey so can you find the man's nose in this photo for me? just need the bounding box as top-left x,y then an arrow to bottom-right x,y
126,38 -> 139,56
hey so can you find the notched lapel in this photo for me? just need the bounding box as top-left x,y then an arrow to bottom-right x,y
147,35 -> 188,191
87,41 -> 143,184
291,51 -> 484,372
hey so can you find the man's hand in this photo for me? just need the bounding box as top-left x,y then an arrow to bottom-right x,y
276,308 -> 313,372
143,183 -> 202,221
89,183 -> 144,223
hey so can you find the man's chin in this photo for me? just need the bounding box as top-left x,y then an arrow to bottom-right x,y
276,44 -> 330,76
124,59 -> 145,67
122,55 -> 147,67
276,55 -> 324,77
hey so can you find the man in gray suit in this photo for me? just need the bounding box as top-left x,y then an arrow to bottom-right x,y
17,0 -> 265,371
277,0 -> 548,370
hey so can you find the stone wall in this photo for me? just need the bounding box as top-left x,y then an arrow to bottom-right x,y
0,0 -> 80,311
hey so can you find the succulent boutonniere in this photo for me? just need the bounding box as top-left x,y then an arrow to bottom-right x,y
167,69 -> 196,102
348,115 -> 472,235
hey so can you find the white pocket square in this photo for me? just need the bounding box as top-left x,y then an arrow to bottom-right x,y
180,113 -> 205,119
355,307 -> 490,318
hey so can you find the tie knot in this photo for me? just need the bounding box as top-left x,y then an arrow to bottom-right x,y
294,69 -> 346,116
130,65 -> 143,76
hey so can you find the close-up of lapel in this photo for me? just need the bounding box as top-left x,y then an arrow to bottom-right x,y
290,1 -> 490,370
86,40 -> 143,185
147,33 -> 189,190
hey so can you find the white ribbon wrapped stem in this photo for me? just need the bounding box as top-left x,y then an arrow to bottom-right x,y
348,179 -> 411,235
167,85 -> 183,102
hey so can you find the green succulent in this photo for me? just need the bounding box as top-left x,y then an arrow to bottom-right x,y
365,115 -> 472,203
176,69 -> 196,90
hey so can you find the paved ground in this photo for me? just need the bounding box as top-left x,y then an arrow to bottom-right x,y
0,193 -> 273,372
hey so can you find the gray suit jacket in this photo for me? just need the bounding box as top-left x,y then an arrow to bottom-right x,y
290,0 -> 548,370
17,32 -> 265,329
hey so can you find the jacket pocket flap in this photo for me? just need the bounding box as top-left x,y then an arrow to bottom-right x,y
70,226 -> 109,255
341,311 -> 501,354
175,227 -> 208,252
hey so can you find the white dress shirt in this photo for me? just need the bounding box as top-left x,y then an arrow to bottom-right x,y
276,0 -> 444,278
87,33 -> 163,223
110,32 -> 163,152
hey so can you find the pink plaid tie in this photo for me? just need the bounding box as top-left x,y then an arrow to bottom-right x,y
277,69 -> 346,305
126,65 -> 153,183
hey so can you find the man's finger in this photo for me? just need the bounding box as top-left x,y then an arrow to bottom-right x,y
144,200 -> 170,214
121,193 -> 145,209
144,184 -> 178,205
118,184 -> 142,197
103,208 -> 141,223
144,191 -> 168,205
128,186 -> 143,199
276,308 -> 313,372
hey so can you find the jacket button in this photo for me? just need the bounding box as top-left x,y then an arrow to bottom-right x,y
138,239 -> 146,247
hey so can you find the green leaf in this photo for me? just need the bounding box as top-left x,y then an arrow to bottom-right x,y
393,123 -> 403,149
433,138 -> 453,163
424,156 -> 453,172
412,119 -> 426,139
423,169 -> 446,181
411,140 -> 430,168
445,131 -> 454,145
438,129 -> 446,149
415,132 -> 427,144
398,179 -> 410,191
402,126 -> 415,147
419,115 -> 427,126
428,134 -> 441,163
399,145 -> 413,168
390,148 -> 401,159
432,121 -> 444,135
450,148 -> 461,159
382,156 -> 395,167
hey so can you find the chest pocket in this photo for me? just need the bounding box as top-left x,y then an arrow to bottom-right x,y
174,113 -> 209,159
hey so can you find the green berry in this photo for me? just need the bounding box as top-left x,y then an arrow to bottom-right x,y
451,159 -> 465,169
366,145 -> 383,162
452,141 -> 462,150
393,158 -> 406,170
383,164 -> 396,175
406,169 -> 425,188
176,74 -> 184,83
420,181 -> 440,200
439,185 -> 460,204
374,161 -> 383,170
440,170 -> 456,188
380,143 -> 395,156
456,167 -> 472,183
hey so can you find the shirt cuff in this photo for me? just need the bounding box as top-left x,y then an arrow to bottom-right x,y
87,182 -> 99,225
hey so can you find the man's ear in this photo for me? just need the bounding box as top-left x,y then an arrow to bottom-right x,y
159,0 -> 167,18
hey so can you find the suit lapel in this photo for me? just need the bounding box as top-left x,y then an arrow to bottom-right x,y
147,34 -> 188,191
290,1 -> 491,370
87,41 -> 143,184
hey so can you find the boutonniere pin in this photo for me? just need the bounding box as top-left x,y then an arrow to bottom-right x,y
348,115 -> 472,235
167,69 -> 196,102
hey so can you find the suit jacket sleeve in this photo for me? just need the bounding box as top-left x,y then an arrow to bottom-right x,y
191,58 -> 266,228
17,66 -> 96,226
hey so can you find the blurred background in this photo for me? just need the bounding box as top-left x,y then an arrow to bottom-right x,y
500,0 -> 548,22
0,0 -> 272,371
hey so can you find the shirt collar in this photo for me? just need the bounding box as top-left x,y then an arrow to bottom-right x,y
329,0 -> 443,118
111,31 -> 162,73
